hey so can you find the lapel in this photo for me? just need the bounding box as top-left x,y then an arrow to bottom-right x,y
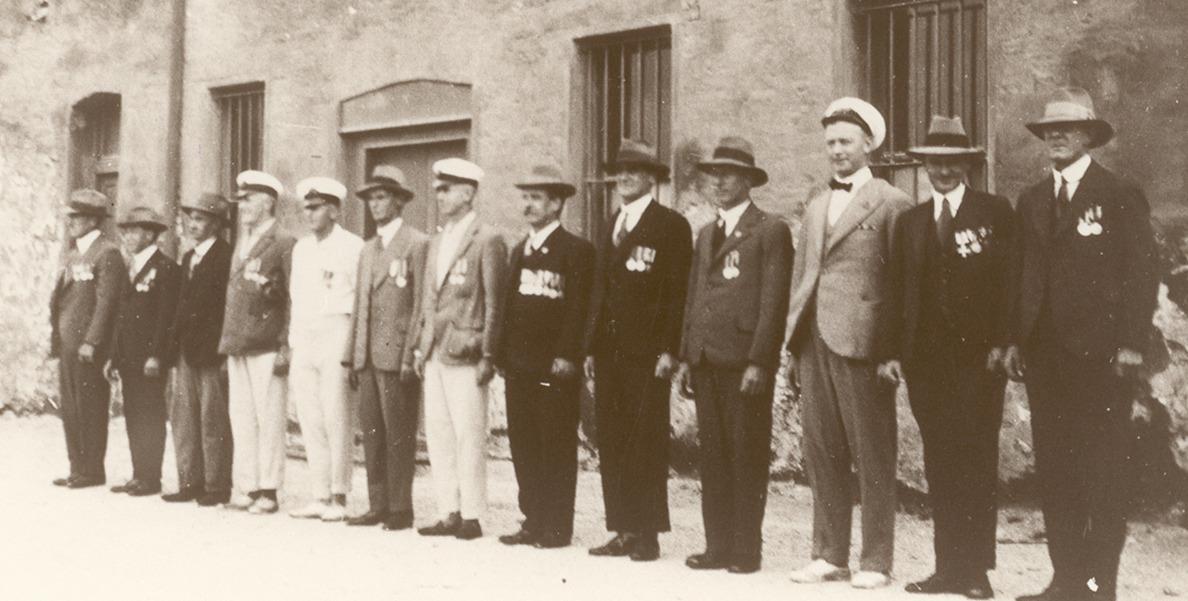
131,249 -> 161,284
827,180 -> 885,253
1054,161 -> 1104,239
712,202 -> 763,264
232,222 -> 277,278
909,200 -> 932,269
616,200 -> 660,262
802,189 -> 830,271
371,228 -> 409,290
437,216 -> 481,291
1025,180 -> 1054,241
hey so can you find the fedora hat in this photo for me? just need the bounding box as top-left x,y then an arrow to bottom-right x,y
356,164 -> 415,199
181,192 -> 231,221
908,115 -> 985,158
117,205 -> 169,231
604,138 -> 670,181
515,164 -> 577,198
696,136 -> 768,187
1025,87 -> 1114,148
66,188 -> 111,217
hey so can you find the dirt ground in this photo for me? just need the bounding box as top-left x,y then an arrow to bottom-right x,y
1,414 -> 1185,601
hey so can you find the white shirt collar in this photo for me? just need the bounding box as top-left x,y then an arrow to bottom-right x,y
717,200 -> 751,237
616,194 -> 654,235
528,220 -> 561,251
131,244 -> 158,276
931,183 -> 966,221
1053,153 -> 1092,185
836,166 -> 873,189
444,211 -> 477,236
377,217 -> 403,247
192,236 -> 216,260
75,229 -> 100,255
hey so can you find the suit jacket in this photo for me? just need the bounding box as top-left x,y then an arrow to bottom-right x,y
413,217 -> 507,367
172,237 -> 232,368
1014,160 -> 1158,360
585,200 -> 693,361
112,248 -> 182,373
50,232 -> 125,362
886,189 -> 1018,364
496,226 -> 595,376
343,224 -> 430,372
218,222 -> 296,356
786,177 -> 912,361
681,203 -> 793,371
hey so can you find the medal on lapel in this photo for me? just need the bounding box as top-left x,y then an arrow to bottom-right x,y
71,262 -> 95,282
391,258 -> 408,288
136,267 -> 158,293
322,268 -> 334,288
722,250 -> 741,280
626,246 -> 657,273
449,258 -> 468,286
245,257 -> 266,284
955,226 -> 993,258
1077,206 -> 1104,237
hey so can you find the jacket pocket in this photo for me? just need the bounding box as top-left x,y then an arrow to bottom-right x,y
443,323 -> 483,362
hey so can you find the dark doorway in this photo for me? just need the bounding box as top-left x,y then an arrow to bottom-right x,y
362,139 -> 467,238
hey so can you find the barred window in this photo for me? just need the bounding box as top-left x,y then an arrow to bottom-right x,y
70,92 -> 121,202
856,0 -> 987,197
212,83 -> 264,196
577,26 -> 672,240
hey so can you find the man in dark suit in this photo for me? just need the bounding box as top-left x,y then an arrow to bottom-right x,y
676,137 -> 793,574
495,165 -> 594,550
165,192 -> 234,506
108,206 -> 181,498
585,139 -> 692,562
878,116 -> 1016,599
343,166 -> 428,531
219,170 -> 296,515
1003,88 -> 1158,601
50,188 -> 124,489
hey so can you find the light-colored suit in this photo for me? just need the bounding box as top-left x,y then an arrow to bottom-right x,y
786,176 -> 911,574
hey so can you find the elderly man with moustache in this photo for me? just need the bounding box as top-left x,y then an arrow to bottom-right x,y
785,98 -> 912,590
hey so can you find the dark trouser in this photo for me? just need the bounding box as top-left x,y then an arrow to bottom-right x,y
59,352 -> 110,479
171,355 -> 232,493
120,371 -> 168,483
594,351 -> 670,534
904,337 -> 1005,577
358,366 -> 419,514
505,372 -> 580,540
798,323 -> 898,573
691,364 -> 773,565
1025,324 -> 1133,598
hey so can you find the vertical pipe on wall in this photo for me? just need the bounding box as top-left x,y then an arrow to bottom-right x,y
163,0 -> 186,256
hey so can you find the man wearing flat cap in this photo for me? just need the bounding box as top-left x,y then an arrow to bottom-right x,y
286,177 -> 364,522
412,157 -> 507,540
878,116 -> 1016,599
494,165 -> 594,550
219,169 -> 296,515
585,139 -> 692,562
1003,88 -> 1158,601
675,136 -> 793,574
343,165 -> 429,531
165,192 -> 234,506
50,188 -> 125,489
785,97 -> 912,589
108,206 -> 181,498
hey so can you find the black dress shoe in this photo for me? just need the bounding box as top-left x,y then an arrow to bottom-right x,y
685,552 -> 730,570
53,476 -> 75,487
196,490 -> 230,506
728,562 -> 761,574
499,528 -> 538,545
533,534 -> 571,549
67,476 -> 105,489
455,519 -> 482,540
906,572 -> 960,594
629,538 -> 660,562
417,513 -> 461,536
162,488 -> 203,503
127,480 -> 162,497
346,511 -> 387,526
589,534 -> 637,557
961,573 -> 994,600
110,480 -> 139,494
383,511 -> 414,531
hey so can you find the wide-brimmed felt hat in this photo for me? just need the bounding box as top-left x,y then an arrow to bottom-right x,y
514,164 -> 577,198
180,192 -> 231,221
356,164 -> 415,200
822,97 -> 887,150
907,116 -> 985,158
696,136 -> 768,187
603,138 -> 670,181
66,188 -> 111,217
117,205 -> 169,231
1025,87 -> 1114,148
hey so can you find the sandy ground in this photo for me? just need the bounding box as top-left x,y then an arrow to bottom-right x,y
1,414 -> 1185,601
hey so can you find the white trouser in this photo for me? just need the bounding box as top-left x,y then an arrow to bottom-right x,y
290,315 -> 353,498
227,351 -> 287,494
423,356 -> 489,520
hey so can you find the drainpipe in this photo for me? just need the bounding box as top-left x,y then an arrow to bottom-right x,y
163,0 -> 186,256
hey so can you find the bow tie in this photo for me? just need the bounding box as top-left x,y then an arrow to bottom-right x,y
829,179 -> 852,192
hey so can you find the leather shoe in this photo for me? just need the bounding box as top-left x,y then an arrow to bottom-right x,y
499,528 -> 538,546
905,572 -> 960,594
110,480 -> 140,494
417,513 -> 461,536
53,476 -> 76,487
588,533 -> 637,557
728,558 -> 761,574
162,488 -> 203,503
685,552 -> 730,570
962,572 -> 994,600
196,490 -> 230,506
383,511 -> 414,531
127,480 -> 161,497
455,519 -> 482,540
629,537 -> 660,562
347,511 -> 387,526
67,476 -> 105,489
533,534 -> 570,549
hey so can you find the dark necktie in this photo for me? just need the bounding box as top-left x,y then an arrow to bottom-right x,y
936,197 -> 954,246
829,179 -> 852,192
711,219 -> 726,254
1054,175 -> 1070,226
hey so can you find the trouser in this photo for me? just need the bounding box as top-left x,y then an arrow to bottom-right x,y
422,356 -> 488,520
691,364 -> 773,565
593,351 -> 670,534
171,355 -> 232,493
227,351 -> 287,495
904,337 -> 1005,576
1025,324 -> 1133,597
359,366 -> 419,514
290,318 -> 353,499
798,322 -> 897,573
119,370 -> 168,483
58,352 -> 110,479
505,372 -> 580,540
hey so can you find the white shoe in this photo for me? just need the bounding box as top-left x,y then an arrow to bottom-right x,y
289,501 -> 328,519
850,571 -> 891,589
248,497 -> 278,514
789,559 -> 850,583
223,495 -> 254,511
320,503 -> 347,522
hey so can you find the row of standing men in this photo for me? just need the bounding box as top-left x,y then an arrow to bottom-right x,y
49,87 -> 1156,601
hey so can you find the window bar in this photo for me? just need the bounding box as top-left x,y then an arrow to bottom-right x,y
864,14 -> 873,100
887,7 -> 896,152
931,3 -> 940,120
